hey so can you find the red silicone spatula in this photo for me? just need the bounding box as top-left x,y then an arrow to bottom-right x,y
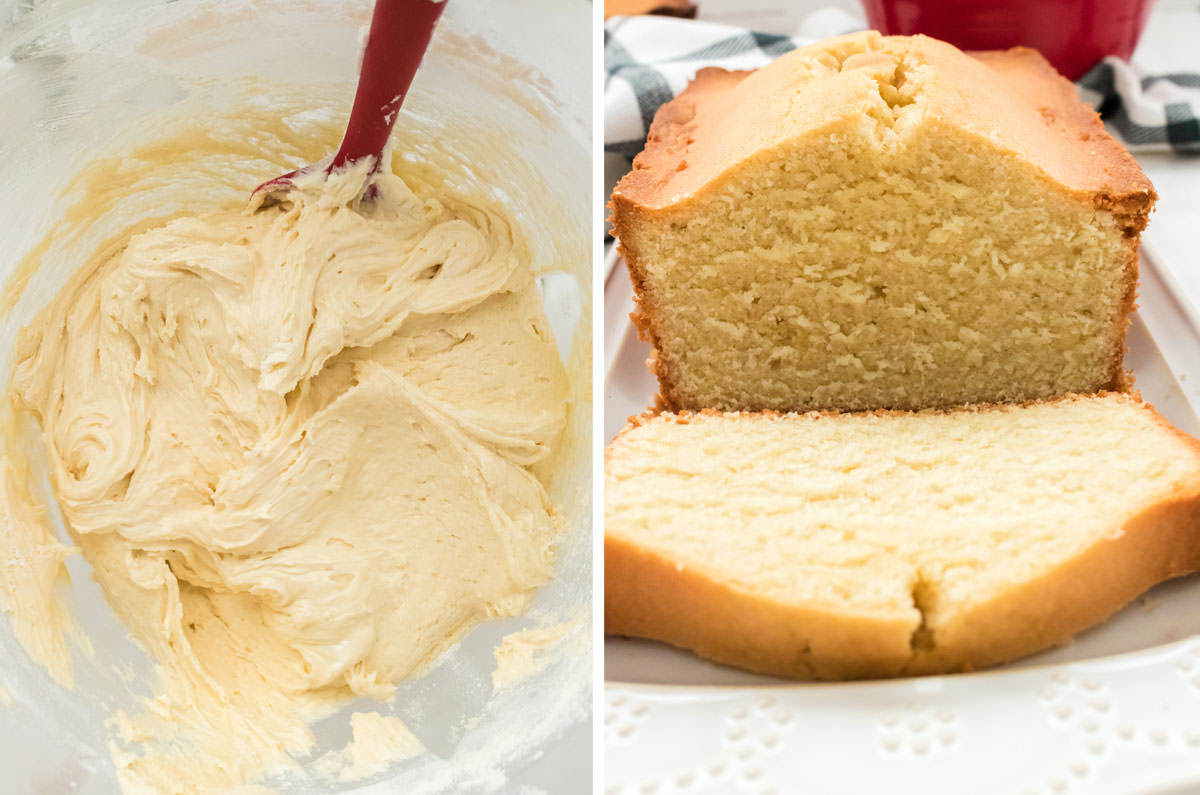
252,0 -> 447,202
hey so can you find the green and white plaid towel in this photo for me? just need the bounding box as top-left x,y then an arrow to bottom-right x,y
605,15 -> 1200,158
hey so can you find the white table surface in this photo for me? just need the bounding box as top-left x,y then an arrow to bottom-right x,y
1123,0 -> 1200,378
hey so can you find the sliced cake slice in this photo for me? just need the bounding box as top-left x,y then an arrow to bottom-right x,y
610,32 -> 1155,412
604,394 -> 1200,679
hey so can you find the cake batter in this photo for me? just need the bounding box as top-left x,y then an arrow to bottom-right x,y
0,152 -> 569,789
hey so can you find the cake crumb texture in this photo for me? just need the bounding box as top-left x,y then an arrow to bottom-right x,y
611,32 -> 1155,412
604,394 -> 1200,678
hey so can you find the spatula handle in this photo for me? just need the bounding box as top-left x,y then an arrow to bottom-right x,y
330,0 -> 447,171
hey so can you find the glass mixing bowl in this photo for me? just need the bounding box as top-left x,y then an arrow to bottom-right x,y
0,0 -> 592,791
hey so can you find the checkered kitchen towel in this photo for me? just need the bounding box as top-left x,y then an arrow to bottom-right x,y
605,15 -> 1200,158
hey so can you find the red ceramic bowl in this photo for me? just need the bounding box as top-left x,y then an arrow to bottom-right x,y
860,0 -> 1154,79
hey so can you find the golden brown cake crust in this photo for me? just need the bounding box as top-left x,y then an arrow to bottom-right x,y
605,534 -> 917,679
611,32 -> 1155,217
604,395 -> 1200,680
604,0 -> 697,19
606,492 -> 1200,680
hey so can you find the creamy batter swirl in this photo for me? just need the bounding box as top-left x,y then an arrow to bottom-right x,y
1,159 -> 568,789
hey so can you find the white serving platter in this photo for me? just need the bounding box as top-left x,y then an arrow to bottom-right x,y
603,245 -> 1200,795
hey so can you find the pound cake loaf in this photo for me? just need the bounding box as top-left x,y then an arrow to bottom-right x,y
605,394 -> 1200,679
610,32 -> 1156,412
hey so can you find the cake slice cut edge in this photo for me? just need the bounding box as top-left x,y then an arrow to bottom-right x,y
610,32 -> 1156,413
604,393 -> 1200,679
